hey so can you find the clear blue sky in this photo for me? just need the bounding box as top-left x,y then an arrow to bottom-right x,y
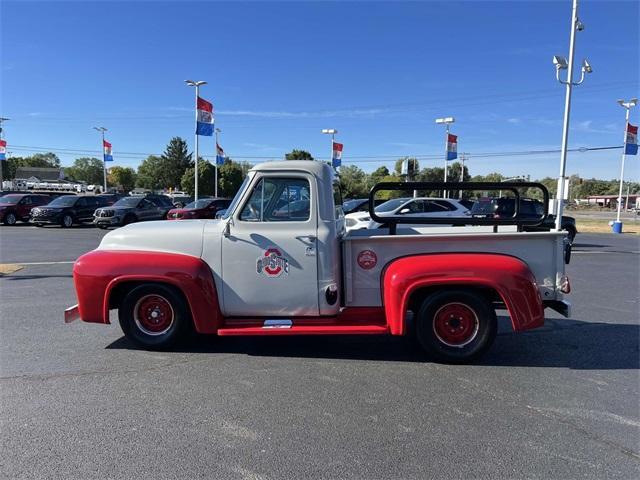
2,0 -> 639,180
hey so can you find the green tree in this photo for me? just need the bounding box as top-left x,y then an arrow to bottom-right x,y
394,157 -> 420,179
338,165 -> 368,199
218,160 -> 244,197
181,159 -> 216,196
136,155 -> 164,190
108,166 -> 137,192
3,152 -> 61,179
285,149 -> 314,161
161,137 -> 193,189
64,157 -> 104,185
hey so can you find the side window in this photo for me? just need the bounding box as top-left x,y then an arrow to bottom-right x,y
333,181 -> 344,219
76,198 -> 87,207
402,201 -> 422,214
240,177 -> 310,222
22,197 -> 33,205
423,201 -> 447,213
433,200 -> 456,211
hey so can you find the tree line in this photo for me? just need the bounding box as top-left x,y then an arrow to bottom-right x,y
2,143 -> 638,200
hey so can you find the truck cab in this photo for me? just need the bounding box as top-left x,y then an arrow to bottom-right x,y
67,161 -> 571,363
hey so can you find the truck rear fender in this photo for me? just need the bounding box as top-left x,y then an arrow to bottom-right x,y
382,253 -> 544,335
73,250 -> 222,334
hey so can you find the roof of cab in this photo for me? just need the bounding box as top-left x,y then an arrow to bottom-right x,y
250,160 -> 335,182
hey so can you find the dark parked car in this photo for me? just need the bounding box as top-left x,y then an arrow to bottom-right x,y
470,197 -> 577,242
342,198 -> 386,215
30,195 -> 108,227
93,195 -> 173,228
0,194 -> 51,225
166,197 -> 231,220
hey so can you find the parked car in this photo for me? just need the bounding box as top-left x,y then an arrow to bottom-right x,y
342,198 -> 387,215
30,195 -> 108,227
93,195 -> 173,228
0,194 -> 51,225
345,197 -> 471,231
166,198 -> 231,220
470,197 -> 577,242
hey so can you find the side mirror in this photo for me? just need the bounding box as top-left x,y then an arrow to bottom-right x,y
399,208 -> 410,214
223,219 -> 232,237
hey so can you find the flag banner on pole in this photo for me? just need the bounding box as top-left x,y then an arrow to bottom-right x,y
332,141 -> 343,168
0,139 -> 6,161
216,143 -> 225,165
625,123 -> 638,155
103,140 -> 113,162
196,97 -> 214,136
446,134 -> 458,161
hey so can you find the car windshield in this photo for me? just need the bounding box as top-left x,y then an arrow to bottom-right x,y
0,195 -> 22,205
375,198 -> 410,213
48,196 -> 78,207
185,199 -> 213,209
223,175 -> 252,219
113,197 -> 142,207
343,199 -> 364,212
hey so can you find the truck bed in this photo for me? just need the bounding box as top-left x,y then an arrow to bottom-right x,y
342,226 -> 566,307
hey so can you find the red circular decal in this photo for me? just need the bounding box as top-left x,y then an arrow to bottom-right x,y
357,250 -> 378,270
264,248 -> 283,276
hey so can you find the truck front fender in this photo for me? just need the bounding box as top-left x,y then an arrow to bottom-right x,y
73,250 -> 222,334
382,253 -> 544,335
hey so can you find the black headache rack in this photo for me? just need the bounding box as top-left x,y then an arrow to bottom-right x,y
368,181 -> 550,235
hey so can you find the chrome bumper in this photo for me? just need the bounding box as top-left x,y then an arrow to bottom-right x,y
64,304 -> 81,323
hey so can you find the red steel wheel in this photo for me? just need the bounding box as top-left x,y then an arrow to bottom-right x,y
432,302 -> 480,347
133,294 -> 175,336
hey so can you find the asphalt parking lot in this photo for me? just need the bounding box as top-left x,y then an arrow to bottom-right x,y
1,224 -> 639,479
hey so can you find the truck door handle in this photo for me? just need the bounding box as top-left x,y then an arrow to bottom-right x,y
296,235 -> 316,242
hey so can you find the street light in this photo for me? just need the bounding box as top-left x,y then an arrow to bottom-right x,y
435,116 -> 455,198
321,128 -> 338,164
552,0 -> 593,231
93,126 -> 108,192
613,98 -> 638,233
185,80 -> 208,200
215,127 -> 221,198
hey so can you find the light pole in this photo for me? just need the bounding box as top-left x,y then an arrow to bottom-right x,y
215,127 -> 221,198
322,129 -> 338,164
552,0 -> 593,230
185,79 -> 207,200
435,116 -> 455,198
0,117 -> 9,190
93,126 -> 108,192
614,98 -> 638,232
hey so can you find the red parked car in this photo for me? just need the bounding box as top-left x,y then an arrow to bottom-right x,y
0,194 -> 51,225
166,198 -> 231,220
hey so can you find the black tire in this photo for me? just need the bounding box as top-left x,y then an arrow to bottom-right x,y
118,283 -> 190,349
60,214 -> 74,228
3,212 -> 17,226
415,289 -> 497,364
123,214 -> 137,225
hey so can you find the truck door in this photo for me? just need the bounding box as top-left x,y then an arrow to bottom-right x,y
221,174 -> 319,317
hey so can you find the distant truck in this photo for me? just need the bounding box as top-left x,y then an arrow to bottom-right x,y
66,161 -> 571,363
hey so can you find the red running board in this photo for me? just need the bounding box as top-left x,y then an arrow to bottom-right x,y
217,324 -> 389,336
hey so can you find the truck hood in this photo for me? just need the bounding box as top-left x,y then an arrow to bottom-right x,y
97,219 -> 210,258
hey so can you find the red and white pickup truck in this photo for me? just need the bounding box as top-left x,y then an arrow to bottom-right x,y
66,161 -> 571,363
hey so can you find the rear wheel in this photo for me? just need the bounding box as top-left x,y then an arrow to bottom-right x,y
3,213 -> 17,225
415,289 -> 497,364
61,214 -> 73,228
118,283 -> 190,349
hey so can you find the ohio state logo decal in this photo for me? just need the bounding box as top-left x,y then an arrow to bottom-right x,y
357,250 -> 377,270
257,247 -> 290,277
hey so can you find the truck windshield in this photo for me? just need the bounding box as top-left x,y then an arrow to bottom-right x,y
223,175 -> 252,219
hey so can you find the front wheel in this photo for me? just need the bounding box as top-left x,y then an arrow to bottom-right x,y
60,214 -> 74,228
118,283 -> 190,349
415,289 -> 497,364
3,213 -> 17,225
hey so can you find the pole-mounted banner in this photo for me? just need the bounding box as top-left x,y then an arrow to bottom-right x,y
446,134 -> 458,160
0,139 -> 6,161
196,97 -> 214,136
332,141 -> 343,168
103,140 -> 113,162
216,143 -> 225,165
625,123 -> 638,155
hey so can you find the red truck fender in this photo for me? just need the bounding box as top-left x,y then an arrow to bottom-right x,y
382,253 -> 544,335
73,250 -> 222,334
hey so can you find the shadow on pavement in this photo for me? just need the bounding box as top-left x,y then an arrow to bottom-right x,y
107,317 -> 639,370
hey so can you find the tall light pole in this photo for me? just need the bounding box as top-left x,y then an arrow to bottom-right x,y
459,152 -> 467,199
215,127 -> 221,198
321,129 -> 338,164
614,98 -> 638,233
185,79 -> 207,200
0,117 -> 9,190
93,126 -> 108,192
435,116 -> 455,198
552,0 -> 593,230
